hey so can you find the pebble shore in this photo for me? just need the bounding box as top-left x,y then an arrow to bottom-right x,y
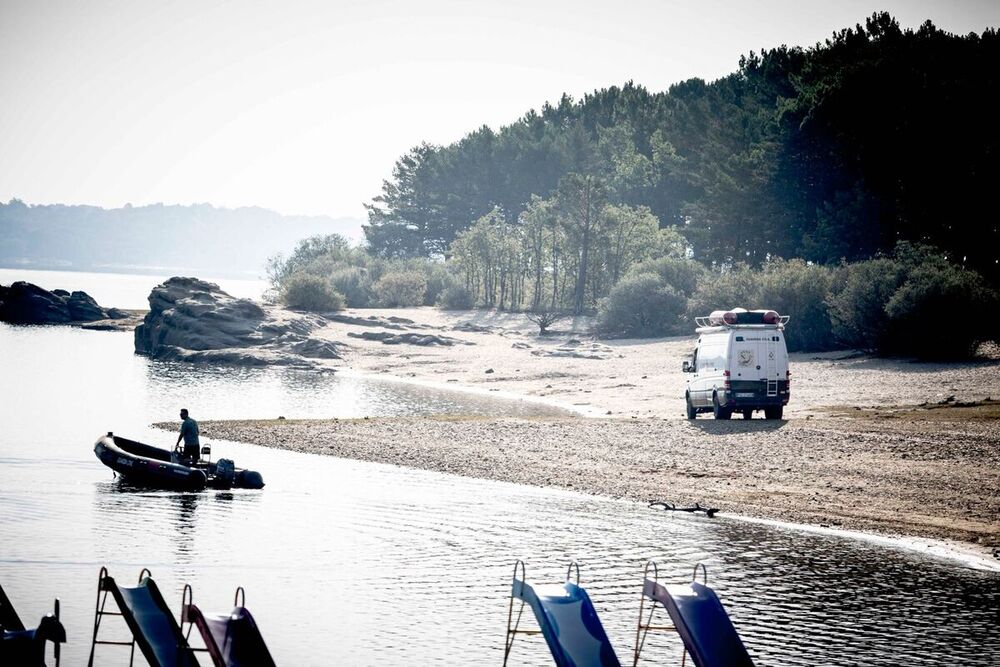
194,408 -> 999,561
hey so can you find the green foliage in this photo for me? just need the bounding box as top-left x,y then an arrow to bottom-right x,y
421,262 -> 456,306
827,244 -> 998,358
362,15 -> 999,286
437,284 -> 475,310
267,234 -> 355,287
757,259 -> 836,352
627,256 -> 705,296
329,267 -> 372,308
827,257 -> 906,352
597,273 -> 687,338
280,274 -> 345,312
372,271 -> 428,308
685,265 -> 759,322
884,263 -> 996,359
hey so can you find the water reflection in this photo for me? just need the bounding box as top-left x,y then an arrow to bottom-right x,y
142,356 -> 572,420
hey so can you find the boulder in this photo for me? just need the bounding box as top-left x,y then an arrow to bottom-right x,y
345,330 -> 472,346
134,277 -> 341,366
0,281 -> 121,324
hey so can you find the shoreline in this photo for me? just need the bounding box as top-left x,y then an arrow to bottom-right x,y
131,303 -> 996,568
183,408 -> 1000,569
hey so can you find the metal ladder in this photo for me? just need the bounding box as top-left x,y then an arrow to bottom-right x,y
766,338 -> 778,397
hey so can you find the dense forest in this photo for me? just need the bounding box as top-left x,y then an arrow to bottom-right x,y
266,13 -> 998,359
364,13 -> 998,284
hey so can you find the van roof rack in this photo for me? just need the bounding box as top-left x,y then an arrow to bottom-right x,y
695,310 -> 790,330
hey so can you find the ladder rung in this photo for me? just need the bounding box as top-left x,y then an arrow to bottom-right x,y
94,640 -> 136,646
639,624 -> 677,631
508,629 -> 544,636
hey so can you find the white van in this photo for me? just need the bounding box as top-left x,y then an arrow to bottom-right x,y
682,309 -> 790,420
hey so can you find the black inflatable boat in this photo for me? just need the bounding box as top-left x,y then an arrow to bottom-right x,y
94,433 -> 265,490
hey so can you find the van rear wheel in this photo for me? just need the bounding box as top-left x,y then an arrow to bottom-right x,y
712,393 -> 731,420
764,406 -> 784,420
686,394 -> 697,420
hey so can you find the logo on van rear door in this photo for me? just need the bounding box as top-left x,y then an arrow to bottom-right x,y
737,350 -> 754,366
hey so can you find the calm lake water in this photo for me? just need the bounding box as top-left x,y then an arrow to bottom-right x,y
1,271 -> 998,666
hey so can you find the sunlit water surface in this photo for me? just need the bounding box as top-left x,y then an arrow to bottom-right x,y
1,272 -> 998,666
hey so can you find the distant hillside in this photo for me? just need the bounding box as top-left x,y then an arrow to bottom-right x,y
0,200 -> 364,278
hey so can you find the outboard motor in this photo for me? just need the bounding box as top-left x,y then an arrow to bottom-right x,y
236,469 -> 265,489
214,458 -> 236,489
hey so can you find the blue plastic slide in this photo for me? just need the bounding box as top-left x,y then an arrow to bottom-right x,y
642,575 -> 754,667
183,588 -> 276,667
509,572 -> 621,667
88,570 -> 199,667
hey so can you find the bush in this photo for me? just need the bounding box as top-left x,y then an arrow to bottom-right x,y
884,263 -> 997,359
421,262 -> 455,306
437,283 -> 475,310
827,246 -> 998,359
329,266 -> 372,308
281,273 -> 345,312
627,256 -> 705,296
758,259 -> 836,352
685,264 -> 759,323
597,273 -> 687,338
827,257 -> 905,352
372,271 -> 427,307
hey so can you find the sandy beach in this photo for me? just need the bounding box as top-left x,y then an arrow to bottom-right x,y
180,306 -> 1000,562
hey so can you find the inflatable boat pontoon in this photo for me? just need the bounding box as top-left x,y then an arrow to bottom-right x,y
94,433 -> 264,491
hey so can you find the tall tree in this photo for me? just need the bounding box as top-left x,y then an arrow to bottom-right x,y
557,174 -> 607,314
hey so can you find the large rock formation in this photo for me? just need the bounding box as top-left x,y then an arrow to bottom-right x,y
0,281 -> 127,325
134,277 -> 344,366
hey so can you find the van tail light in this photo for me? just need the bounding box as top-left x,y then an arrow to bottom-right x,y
724,370 -> 731,390
786,370 -> 791,390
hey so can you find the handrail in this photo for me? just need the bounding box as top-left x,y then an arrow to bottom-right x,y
634,561 -> 698,667
234,586 -> 246,608
565,561 -> 580,585
503,560 -> 529,665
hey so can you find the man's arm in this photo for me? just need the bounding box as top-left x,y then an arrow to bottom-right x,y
177,421 -> 185,447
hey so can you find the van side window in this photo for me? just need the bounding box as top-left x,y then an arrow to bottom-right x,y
692,348 -> 698,372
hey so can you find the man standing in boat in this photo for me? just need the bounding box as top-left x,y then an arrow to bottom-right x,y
176,408 -> 200,464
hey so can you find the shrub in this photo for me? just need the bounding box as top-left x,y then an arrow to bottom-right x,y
685,264 -> 759,323
627,256 -> 705,296
372,271 -> 427,308
281,273 -> 345,312
758,259 -> 836,352
329,266 -> 372,308
597,273 -> 687,338
437,283 -> 475,310
884,263 -> 997,359
827,257 -> 905,352
421,262 -> 455,306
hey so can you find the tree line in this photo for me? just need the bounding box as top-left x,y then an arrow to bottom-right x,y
364,13 -> 999,286
267,13 -> 999,360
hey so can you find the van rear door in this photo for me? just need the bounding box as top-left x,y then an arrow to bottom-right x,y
730,332 -> 768,399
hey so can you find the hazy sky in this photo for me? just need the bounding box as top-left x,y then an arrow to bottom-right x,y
2,1 -> 998,219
